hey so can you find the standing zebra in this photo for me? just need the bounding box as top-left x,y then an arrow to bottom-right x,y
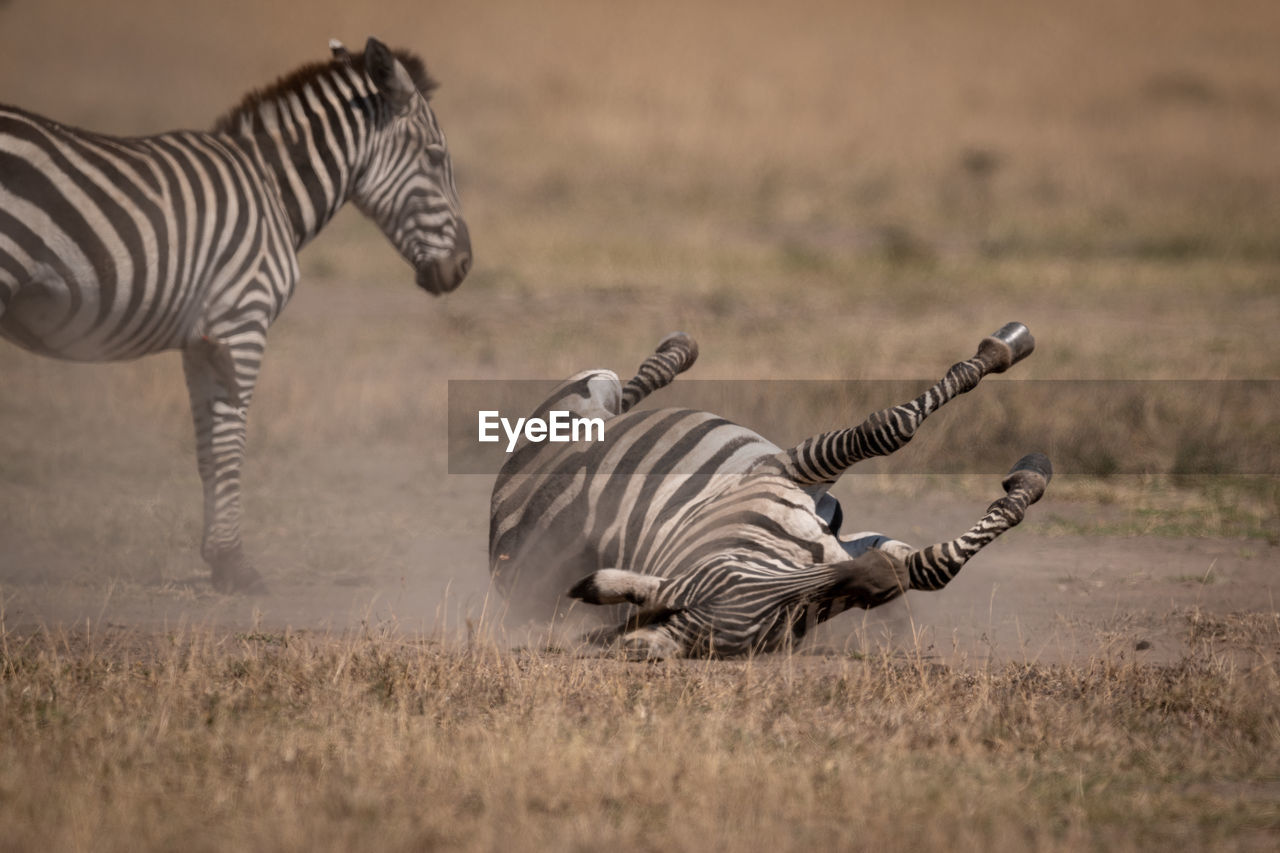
490,325 -> 1052,658
1,38 -> 471,592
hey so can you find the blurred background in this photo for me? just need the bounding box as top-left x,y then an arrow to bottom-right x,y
0,0 -> 1276,630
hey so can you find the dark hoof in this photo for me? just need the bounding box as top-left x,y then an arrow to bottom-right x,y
210,552 -> 268,595
978,322 -> 1035,373
656,331 -> 699,370
1001,452 -> 1053,502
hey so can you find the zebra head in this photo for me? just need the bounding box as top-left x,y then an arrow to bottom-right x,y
353,38 -> 471,295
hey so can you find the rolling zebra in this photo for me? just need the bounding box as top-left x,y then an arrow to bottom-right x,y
490,324 -> 1052,658
0,38 -> 471,592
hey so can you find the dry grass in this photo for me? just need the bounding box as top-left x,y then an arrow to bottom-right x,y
2,619 -> 1278,852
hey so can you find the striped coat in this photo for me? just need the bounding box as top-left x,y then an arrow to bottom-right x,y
1,38 -> 470,590
491,327 -> 1051,658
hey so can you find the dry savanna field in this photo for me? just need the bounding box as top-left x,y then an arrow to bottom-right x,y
1,0 -> 1278,849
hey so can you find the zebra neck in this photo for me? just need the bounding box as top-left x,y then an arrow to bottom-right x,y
223,84 -> 378,250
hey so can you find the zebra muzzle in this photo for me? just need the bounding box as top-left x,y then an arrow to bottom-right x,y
416,254 -> 470,294
416,221 -> 472,295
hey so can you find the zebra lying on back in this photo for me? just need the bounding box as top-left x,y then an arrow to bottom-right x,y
1,38 -> 470,592
490,324 -> 1052,658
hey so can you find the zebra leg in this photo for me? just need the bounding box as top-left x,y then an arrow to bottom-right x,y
906,453 -> 1052,591
568,571 -> 684,658
614,626 -> 682,660
568,568 -> 663,605
181,338 -> 266,594
773,322 -> 1035,487
573,622 -> 681,660
522,332 -> 699,428
619,331 -> 699,413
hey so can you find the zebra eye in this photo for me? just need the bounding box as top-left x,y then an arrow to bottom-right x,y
426,143 -> 446,166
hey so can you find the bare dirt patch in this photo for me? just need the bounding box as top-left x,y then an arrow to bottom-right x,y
5,472 -> 1275,669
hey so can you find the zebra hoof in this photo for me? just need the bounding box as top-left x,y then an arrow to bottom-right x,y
978,322 -> 1035,373
617,628 -> 680,661
210,552 -> 268,595
1000,452 -> 1053,502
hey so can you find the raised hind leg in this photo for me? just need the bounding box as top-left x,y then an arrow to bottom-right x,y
906,453 -> 1052,590
770,322 -> 1035,487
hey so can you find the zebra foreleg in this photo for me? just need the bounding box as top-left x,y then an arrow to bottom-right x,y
572,622 -> 682,661
619,331 -> 699,413
905,452 -> 1052,591
522,331 -> 699,428
773,322 -> 1035,487
568,569 -> 684,659
181,339 -> 266,594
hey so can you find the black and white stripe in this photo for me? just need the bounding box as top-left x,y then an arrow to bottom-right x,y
1,37 -> 471,591
490,326 -> 1051,658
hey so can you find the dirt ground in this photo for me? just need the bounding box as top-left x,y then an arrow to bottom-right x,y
6,494 -> 1275,668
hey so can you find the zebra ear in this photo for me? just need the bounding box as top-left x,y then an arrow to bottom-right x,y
329,39 -> 352,63
364,37 -> 417,114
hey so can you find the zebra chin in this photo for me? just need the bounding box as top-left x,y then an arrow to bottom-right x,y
415,252 -> 471,294
414,220 -> 472,295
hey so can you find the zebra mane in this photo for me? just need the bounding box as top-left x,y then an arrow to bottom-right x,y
212,47 -> 438,133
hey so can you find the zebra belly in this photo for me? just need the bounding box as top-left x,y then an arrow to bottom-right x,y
1,262 -> 195,361
2,267 -> 151,356
1,265 -> 98,358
